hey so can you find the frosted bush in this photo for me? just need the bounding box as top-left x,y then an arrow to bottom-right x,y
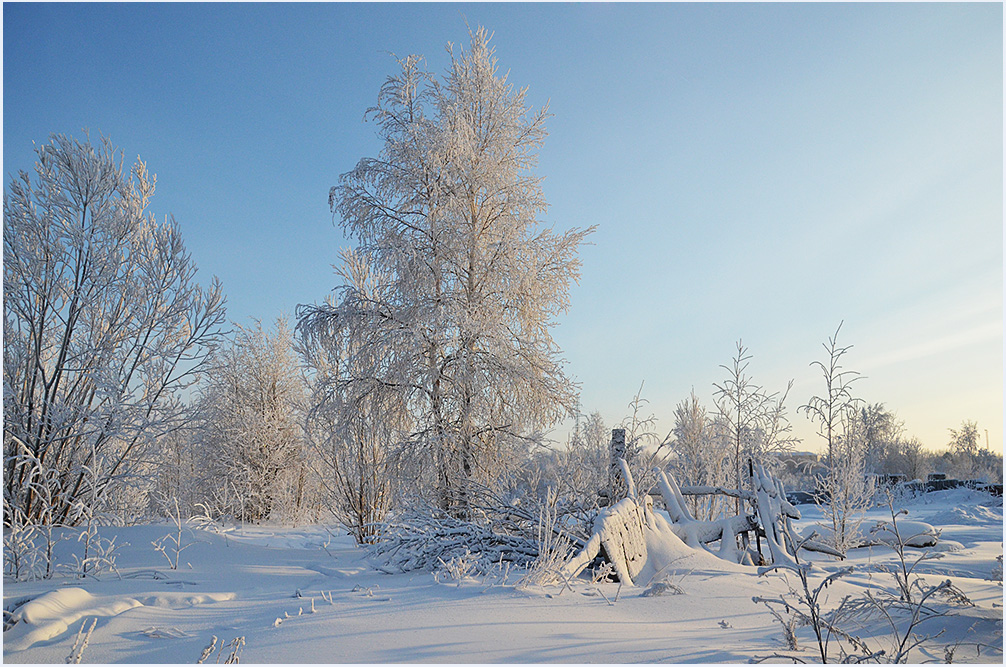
371,507 -> 537,574
434,550 -> 479,586
3,506 -> 44,581
516,489 -> 575,589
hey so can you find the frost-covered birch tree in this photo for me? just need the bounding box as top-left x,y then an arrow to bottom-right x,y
671,391 -> 731,520
800,323 -> 872,554
299,27 -> 593,514
713,341 -> 796,512
3,134 -> 226,526
301,249 -> 407,542
197,319 -> 308,523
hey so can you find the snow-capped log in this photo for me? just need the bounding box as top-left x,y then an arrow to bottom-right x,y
654,468 -> 758,562
565,454 -> 804,581
563,461 -> 648,585
752,464 -> 798,568
677,484 -> 801,521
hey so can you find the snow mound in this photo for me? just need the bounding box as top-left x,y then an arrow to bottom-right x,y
902,487 -> 1003,509
5,588 -> 141,652
923,504 -> 1003,527
930,539 -> 966,552
800,519 -> 938,549
5,587 -> 236,652
866,520 -> 938,547
636,510 -> 747,586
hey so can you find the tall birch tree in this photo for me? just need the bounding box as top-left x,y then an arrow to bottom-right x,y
299,27 -> 592,513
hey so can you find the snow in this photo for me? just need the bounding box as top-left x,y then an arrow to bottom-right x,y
800,518 -> 939,548
4,489 -> 1002,663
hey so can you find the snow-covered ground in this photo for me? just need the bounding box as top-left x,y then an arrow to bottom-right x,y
4,488 -> 1002,663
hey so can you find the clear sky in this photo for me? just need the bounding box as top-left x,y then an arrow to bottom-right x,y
4,2 -> 1002,454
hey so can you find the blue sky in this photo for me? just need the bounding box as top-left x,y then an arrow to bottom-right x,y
4,2 -> 1002,454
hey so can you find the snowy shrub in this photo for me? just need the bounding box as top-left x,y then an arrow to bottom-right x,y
870,497 -> 947,605
3,443 -> 66,579
60,527 -> 123,580
3,503 -> 45,581
150,496 -> 192,570
59,462 -> 126,579
754,563 -> 877,662
371,506 -> 538,575
516,488 -> 575,588
433,550 -> 480,586
4,134 -> 226,528
755,498 -> 975,664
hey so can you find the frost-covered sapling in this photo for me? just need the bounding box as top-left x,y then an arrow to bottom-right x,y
151,497 -> 192,570
754,498 -> 976,664
516,488 -> 575,589
714,342 -> 797,521
800,323 -> 872,556
65,617 -> 96,664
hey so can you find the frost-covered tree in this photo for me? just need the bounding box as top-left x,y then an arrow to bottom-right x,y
713,341 -> 796,511
549,410 -> 609,507
948,419 -> 980,457
3,134 -> 226,526
800,323 -> 872,554
299,28 -> 593,514
854,403 -> 904,474
301,249 -> 407,543
799,323 -> 861,469
894,436 -> 929,482
197,319 -> 307,523
945,420 -> 1001,482
670,391 -> 731,520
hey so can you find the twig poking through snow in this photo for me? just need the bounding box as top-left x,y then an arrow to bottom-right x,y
65,617 -> 96,664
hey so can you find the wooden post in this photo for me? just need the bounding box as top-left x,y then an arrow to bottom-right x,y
749,457 -> 762,562
609,428 -> 627,502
